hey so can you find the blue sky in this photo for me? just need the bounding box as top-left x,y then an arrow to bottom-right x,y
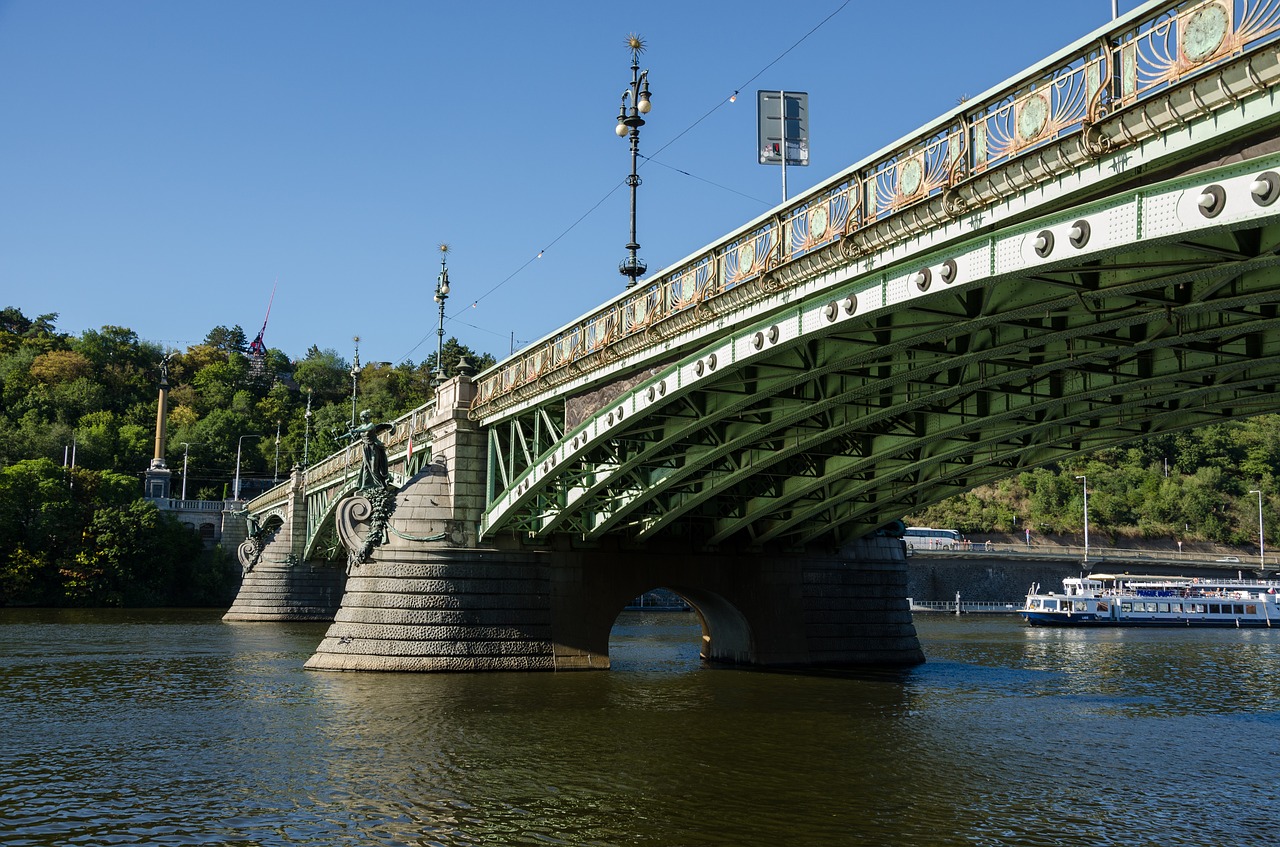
0,1 -> 1136,367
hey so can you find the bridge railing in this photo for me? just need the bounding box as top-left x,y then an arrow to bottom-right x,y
472,0 -> 1280,415
245,397 -> 439,513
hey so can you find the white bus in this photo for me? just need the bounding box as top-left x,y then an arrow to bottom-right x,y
903,526 -> 961,550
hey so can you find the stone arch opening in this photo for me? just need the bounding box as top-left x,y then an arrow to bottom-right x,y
257,513 -> 285,540
606,584 -> 754,671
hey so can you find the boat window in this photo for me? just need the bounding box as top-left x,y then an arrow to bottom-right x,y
1044,599 -> 1057,610
1158,603 -> 1170,613
1234,604 -> 1245,615
1121,602 -> 1133,612
1172,603 -> 1182,613
1246,605 -> 1257,615
1192,604 -> 1205,613
1209,604 -> 1221,614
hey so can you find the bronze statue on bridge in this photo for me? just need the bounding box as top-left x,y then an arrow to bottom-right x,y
347,410 -> 394,491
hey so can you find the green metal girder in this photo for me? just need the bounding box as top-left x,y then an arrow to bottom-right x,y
480,154 -> 1280,549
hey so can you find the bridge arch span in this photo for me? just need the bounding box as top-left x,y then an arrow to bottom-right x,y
482,155 -> 1280,550
605,584 -> 752,668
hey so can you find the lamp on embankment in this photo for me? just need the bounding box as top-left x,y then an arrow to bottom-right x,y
615,33 -> 652,289
179,441 -> 202,501
1249,488 -> 1265,569
1076,474 -> 1089,564
234,434 -> 265,502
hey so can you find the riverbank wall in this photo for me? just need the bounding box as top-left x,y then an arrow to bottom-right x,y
907,552 -> 1271,604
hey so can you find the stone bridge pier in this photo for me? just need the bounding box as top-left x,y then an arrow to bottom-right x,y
305,538 -> 921,672
222,465 -> 346,622
304,373 -> 922,672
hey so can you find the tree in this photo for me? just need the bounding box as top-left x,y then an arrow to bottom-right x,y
73,325 -> 162,415
0,459 -> 137,605
425,337 -> 496,381
191,357 -> 249,412
0,308 -> 64,355
293,346 -> 349,404
29,350 -> 92,385
204,325 -> 248,358
62,500 -> 201,606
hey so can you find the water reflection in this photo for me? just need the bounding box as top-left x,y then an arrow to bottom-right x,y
0,608 -> 1276,846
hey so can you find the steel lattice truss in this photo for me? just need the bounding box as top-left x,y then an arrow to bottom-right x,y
482,157 -> 1280,549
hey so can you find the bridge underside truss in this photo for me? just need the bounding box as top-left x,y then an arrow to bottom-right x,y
482,156 -> 1280,550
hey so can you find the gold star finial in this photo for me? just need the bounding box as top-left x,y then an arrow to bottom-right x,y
625,33 -> 646,56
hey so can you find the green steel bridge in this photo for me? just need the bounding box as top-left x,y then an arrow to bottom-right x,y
248,0 -> 1280,561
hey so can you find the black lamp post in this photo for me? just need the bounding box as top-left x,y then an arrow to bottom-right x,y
434,244 -> 451,385
350,336 -> 360,430
616,34 -> 652,288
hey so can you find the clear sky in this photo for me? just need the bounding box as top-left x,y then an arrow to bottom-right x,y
0,1 -> 1138,367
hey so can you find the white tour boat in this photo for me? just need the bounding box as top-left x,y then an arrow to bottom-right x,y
1021,573 -> 1280,627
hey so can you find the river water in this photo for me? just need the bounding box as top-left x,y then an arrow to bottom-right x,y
1,608 -> 1277,847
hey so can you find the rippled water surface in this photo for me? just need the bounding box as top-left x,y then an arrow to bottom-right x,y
1,608 -> 1277,846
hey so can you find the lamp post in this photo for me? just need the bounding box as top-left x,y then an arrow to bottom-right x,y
179,441 -> 201,501
350,336 -> 361,430
1076,474 -> 1089,563
615,33 -> 652,288
434,244 -> 451,385
303,389 -> 313,477
234,434 -> 264,502
1249,488 -> 1265,569
273,420 -> 282,483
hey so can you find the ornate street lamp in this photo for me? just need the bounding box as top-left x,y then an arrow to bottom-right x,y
615,33 -> 652,288
350,335 -> 361,430
434,244 -> 451,385
303,389 -> 313,476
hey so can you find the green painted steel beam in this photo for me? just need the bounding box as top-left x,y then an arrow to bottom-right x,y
481,153 -> 1280,549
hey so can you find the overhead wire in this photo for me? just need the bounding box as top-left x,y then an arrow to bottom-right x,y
395,0 -> 853,365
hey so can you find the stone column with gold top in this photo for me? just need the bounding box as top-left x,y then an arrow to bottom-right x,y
143,355 -> 172,500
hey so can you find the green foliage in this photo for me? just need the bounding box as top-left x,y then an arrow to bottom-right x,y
61,499 -> 202,606
204,325 -> 248,357
0,305 -> 502,607
294,346 -> 349,403
909,435 -> 1279,549
0,308 -> 65,355
0,459 -> 209,607
192,356 -> 249,411
426,337 -> 497,380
